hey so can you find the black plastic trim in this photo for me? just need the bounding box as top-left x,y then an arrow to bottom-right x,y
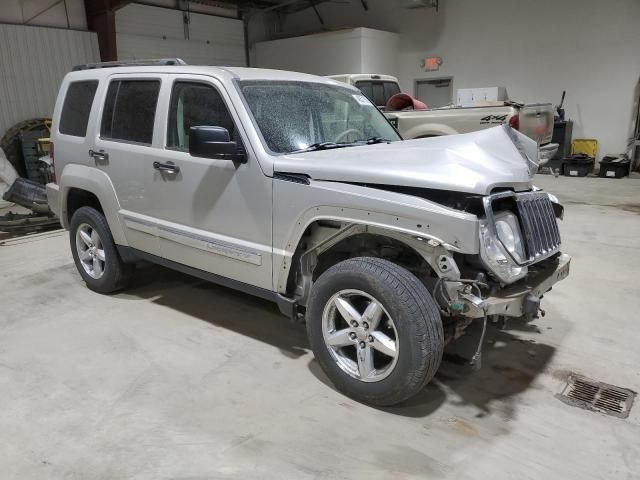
273,172 -> 311,185
116,244 -> 140,264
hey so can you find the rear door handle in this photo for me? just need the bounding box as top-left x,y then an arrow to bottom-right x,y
153,161 -> 180,174
89,149 -> 108,163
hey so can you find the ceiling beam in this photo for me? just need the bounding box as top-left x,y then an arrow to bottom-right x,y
84,1 -> 132,61
258,0 -> 306,13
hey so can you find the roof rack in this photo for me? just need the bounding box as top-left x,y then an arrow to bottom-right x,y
72,58 -> 187,71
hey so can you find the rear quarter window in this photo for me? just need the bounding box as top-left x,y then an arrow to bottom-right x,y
100,80 -> 160,144
59,81 -> 98,137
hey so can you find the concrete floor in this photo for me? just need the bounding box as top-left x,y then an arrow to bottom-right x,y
1,175 -> 639,479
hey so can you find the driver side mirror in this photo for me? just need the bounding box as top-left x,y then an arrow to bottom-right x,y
188,126 -> 246,163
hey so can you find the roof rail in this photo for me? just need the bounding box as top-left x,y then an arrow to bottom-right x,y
72,58 -> 187,71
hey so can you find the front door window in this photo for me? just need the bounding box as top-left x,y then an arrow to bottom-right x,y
167,81 -> 236,150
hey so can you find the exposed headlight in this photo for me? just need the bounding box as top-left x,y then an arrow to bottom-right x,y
479,213 -> 528,284
494,211 -> 526,263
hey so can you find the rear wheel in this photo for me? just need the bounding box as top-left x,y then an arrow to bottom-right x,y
306,257 -> 444,406
69,206 -> 134,293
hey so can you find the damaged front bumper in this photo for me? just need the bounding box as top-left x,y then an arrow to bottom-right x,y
461,253 -> 571,319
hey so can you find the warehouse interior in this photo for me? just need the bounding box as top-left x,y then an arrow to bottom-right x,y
1,0 -> 639,478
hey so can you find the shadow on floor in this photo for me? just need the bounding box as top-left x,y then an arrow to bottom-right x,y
308,318 -> 556,419
436,320 -> 555,419
118,262 -> 309,359
118,262 -> 557,419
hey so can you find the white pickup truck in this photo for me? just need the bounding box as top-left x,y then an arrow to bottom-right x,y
329,74 -> 558,163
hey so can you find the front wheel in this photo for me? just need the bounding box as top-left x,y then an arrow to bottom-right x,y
306,257 -> 444,406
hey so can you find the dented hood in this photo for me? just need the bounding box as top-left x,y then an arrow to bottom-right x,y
275,126 -> 538,195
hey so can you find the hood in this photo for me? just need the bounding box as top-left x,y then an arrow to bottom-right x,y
275,126 -> 538,196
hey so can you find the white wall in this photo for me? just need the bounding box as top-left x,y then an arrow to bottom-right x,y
254,28 -> 398,76
361,29 -> 399,75
0,0 -> 87,30
281,0 -> 640,158
0,24 -> 99,136
116,3 -> 246,66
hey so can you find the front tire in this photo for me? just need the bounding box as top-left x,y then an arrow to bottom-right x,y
306,257 -> 444,406
69,206 -> 134,293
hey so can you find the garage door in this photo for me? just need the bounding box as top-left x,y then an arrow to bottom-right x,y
115,4 -> 245,66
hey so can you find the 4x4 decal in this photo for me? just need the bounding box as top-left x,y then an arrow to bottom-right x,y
480,114 -> 508,125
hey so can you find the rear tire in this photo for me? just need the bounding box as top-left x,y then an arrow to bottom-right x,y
306,257 -> 443,406
69,206 -> 134,293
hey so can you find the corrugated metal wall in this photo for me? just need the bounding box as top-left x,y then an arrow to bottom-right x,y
116,4 -> 245,66
0,23 -> 99,137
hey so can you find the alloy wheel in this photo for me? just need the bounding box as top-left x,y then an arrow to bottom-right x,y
321,289 -> 399,382
75,223 -> 106,279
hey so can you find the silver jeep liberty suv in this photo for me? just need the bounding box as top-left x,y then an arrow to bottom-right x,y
47,59 -> 570,406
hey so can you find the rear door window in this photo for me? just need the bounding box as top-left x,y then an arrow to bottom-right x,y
59,81 -> 98,137
101,80 -> 160,144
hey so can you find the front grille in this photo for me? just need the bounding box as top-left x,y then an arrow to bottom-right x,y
515,192 -> 561,261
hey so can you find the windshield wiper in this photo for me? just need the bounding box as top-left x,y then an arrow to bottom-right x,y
292,142 -> 346,153
345,137 -> 390,146
292,138 -> 391,153
363,136 -> 390,144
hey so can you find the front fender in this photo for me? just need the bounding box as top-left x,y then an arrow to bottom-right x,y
273,178 -> 479,293
58,163 -> 128,246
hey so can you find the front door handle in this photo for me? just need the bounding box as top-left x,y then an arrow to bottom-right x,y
89,149 -> 109,163
153,161 -> 180,174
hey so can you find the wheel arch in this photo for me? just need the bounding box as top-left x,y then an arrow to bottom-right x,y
58,164 -> 128,245
402,123 -> 458,139
66,188 -> 103,223
279,218 -> 460,307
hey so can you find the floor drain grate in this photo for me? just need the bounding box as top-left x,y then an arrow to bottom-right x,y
557,374 -> 636,418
